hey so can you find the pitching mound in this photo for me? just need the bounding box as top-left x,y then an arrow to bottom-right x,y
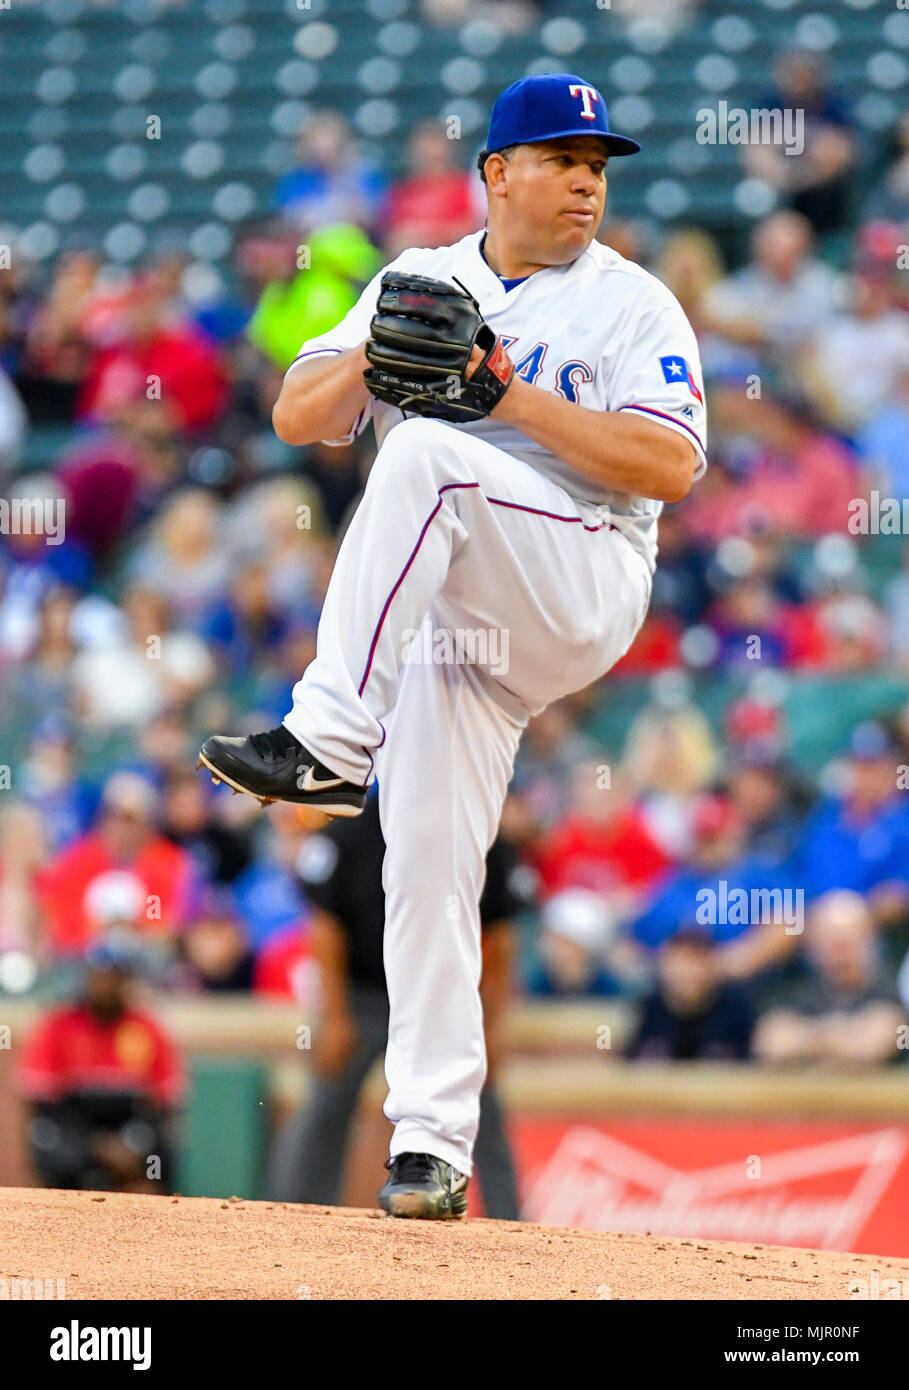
2,1187 -> 907,1300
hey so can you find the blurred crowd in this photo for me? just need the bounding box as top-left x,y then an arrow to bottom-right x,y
2,49 -> 909,1082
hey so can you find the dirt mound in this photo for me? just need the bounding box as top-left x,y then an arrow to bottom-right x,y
2,1187 -> 906,1300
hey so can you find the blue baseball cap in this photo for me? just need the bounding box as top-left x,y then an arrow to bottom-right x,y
85,938 -> 140,973
484,72 -> 641,159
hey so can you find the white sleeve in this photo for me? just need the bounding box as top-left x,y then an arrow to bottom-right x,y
606,298 -> 708,477
283,251 -> 418,447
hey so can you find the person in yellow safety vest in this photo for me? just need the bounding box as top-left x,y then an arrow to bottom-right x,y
247,223 -> 382,372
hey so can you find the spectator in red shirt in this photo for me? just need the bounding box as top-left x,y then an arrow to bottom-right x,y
682,392 -> 862,543
611,611 -> 681,675
36,771 -> 196,956
741,393 -> 862,538
380,119 -> 484,257
532,760 -> 672,921
253,920 -> 315,1004
782,585 -> 889,673
76,275 -> 229,434
17,938 -> 184,1192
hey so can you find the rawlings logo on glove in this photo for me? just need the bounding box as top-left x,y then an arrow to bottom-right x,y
363,271 -> 515,423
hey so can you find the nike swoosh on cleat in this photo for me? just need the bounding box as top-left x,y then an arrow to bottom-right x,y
298,765 -> 347,792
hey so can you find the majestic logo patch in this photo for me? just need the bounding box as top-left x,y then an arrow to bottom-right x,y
660,355 -> 703,404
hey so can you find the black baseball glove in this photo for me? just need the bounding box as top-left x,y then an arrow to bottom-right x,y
363,271 -> 515,423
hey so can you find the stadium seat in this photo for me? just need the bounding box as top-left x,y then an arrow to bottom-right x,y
0,0 -> 898,248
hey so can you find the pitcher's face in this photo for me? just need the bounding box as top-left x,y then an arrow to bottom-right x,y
489,137 -> 610,265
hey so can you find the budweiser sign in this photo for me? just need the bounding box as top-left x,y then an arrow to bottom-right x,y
517,1122 -> 909,1253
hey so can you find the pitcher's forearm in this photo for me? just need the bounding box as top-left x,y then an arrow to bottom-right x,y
492,373 -> 696,503
272,342 -> 371,446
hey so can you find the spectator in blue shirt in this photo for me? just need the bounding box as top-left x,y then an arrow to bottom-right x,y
630,793 -> 804,984
632,794 -> 774,951
857,366 -> 909,502
231,801 -> 314,951
797,723 -> 909,914
271,110 -> 386,238
18,715 -> 96,851
201,561 -> 291,676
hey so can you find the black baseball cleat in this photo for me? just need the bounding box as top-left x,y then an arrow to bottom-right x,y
196,724 -> 366,816
378,1152 -> 469,1220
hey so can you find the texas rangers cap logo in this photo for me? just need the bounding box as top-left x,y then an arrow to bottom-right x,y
568,84 -> 600,121
484,72 -> 641,157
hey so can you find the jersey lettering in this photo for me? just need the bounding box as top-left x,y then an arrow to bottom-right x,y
555,359 -> 594,403
500,341 -> 591,399
512,341 -> 548,385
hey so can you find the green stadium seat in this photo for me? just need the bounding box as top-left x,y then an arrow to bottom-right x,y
0,0 -> 897,252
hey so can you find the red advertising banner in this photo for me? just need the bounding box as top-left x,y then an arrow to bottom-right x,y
510,1119 -> 909,1256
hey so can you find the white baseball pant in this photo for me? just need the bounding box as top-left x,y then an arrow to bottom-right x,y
284,416 -> 651,1174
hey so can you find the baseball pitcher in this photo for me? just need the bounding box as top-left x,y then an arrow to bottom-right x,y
199,73 -> 707,1218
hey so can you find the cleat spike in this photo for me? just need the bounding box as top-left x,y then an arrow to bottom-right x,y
195,759 -> 202,770
211,777 -> 221,785
232,788 -> 241,796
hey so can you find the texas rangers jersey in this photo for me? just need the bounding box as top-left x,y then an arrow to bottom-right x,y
287,229 -> 707,573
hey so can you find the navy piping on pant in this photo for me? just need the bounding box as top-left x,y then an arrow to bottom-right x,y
355,480 -> 617,713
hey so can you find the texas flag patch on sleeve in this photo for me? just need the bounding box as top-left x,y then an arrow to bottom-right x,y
659,355 -> 703,404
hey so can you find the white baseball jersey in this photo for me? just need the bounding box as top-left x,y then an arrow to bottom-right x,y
286,228 -> 707,573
